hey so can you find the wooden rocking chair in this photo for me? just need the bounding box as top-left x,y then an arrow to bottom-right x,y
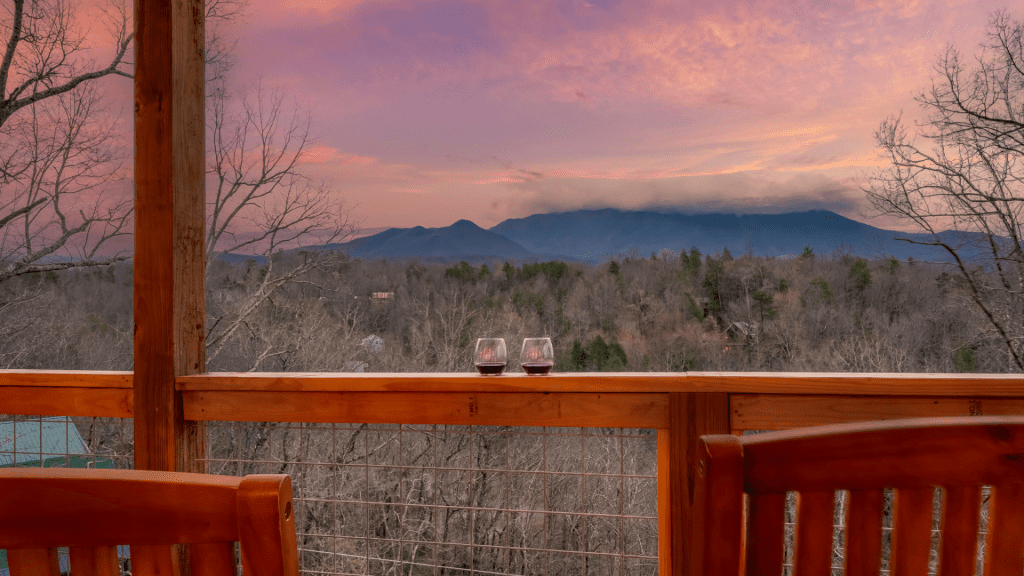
0,468 -> 299,576
698,416 -> 1024,575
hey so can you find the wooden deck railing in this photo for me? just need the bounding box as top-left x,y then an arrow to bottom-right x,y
4,369 -> 1024,575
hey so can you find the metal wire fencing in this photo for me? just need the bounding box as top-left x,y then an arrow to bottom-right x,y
201,422 -> 661,576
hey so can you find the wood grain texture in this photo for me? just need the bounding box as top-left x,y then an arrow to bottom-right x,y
844,489 -> 883,576
0,386 -> 132,417
939,486 -> 982,576
182,390 -> 669,428
6,548 -> 60,576
984,483 -> 1024,576
69,546 -> 120,576
177,372 -> 692,392
731,394 -> 1024,430
177,372 -> 1024,395
794,491 -> 834,576
666,392 -> 730,576
891,487 -> 933,576
0,468 -> 241,547
741,416 -> 1024,493
237,475 -> 300,576
134,0 -> 176,474
0,469 -> 295,576
656,428 -> 672,576
129,545 -> 179,576
0,370 -> 132,388
190,542 -> 236,576
691,373 -> 1024,396
134,0 -> 206,473
744,492 -> 785,576
697,435 -> 744,576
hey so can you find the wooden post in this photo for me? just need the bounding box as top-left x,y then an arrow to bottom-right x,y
134,0 -> 206,473
658,392 -> 731,576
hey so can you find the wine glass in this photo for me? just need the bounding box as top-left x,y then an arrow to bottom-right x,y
474,338 -> 507,375
520,337 -> 554,375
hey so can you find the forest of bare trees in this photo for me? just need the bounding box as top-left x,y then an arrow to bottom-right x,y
0,247 -> 1006,373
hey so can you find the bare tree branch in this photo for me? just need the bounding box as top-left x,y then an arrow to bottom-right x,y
865,10 -> 1024,370
203,79 -> 355,368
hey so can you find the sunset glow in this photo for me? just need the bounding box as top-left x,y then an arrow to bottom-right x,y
220,0 -> 1010,229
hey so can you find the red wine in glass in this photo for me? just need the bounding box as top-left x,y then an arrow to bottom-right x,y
476,362 -> 507,375
475,338 -> 507,376
520,338 -> 554,375
521,362 -> 552,375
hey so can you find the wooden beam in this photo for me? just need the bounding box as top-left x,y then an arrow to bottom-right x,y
0,386 -> 132,418
685,372 -> 1024,396
182,391 -> 669,428
658,392 -> 730,576
731,394 -> 1024,430
175,371 -> 1024,396
134,0 -> 205,473
0,370 -> 132,388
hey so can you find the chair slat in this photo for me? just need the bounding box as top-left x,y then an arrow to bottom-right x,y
844,488 -> 883,576
191,542 -> 238,576
70,545 -> 120,576
938,485 -> 981,576
892,487 -> 934,576
7,547 -> 60,576
983,483 -> 1024,576
793,491 -> 834,576
744,492 -> 785,576
130,544 -> 180,576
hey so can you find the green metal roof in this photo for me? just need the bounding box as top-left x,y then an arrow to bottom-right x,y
0,417 -> 90,467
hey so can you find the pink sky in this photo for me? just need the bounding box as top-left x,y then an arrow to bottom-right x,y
217,0 -> 1006,230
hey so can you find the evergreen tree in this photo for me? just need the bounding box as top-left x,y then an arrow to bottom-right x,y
751,290 -> 777,322
849,258 -> 872,292
702,258 -> 726,317
586,336 -> 610,371
569,340 -> 587,371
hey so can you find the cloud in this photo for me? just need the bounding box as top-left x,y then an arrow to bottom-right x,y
233,0 -> 1009,231
297,145 -> 376,166
507,170 -> 867,218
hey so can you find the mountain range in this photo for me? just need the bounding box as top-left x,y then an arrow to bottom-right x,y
314,209 -> 968,265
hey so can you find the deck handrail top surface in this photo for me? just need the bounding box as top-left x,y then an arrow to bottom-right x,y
3,369 -> 1024,395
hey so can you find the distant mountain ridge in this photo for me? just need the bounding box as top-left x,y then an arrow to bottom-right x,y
309,208 -> 982,265
490,209 -> 943,262
323,219 -> 548,263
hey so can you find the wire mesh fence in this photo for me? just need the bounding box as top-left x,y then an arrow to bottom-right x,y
0,415 -> 133,470
201,422 -> 661,576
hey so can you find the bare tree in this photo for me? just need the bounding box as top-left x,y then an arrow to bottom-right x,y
864,9 -> 1024,370
0,0 -> 133,282
0,0 -> 131,131
204,78 -> 353,367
